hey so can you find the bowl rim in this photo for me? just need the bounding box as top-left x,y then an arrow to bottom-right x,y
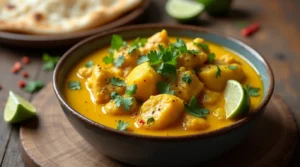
53,24 -> 274,141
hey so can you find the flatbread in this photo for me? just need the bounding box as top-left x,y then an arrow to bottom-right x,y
0,0 -> 142,34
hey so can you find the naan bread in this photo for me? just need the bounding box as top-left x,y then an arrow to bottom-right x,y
0,0 -> 142,34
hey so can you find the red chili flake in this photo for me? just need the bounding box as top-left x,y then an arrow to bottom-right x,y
138,119 -> 145,125
11,61 -> 22,73
18,80 -> 26,88
22,71 -> 29,78
241,23 -> 260,37
22,56 -> 30,64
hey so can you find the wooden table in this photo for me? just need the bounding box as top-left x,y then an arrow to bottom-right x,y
0,0 -> 299,166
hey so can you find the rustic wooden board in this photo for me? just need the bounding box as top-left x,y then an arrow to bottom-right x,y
19,83 -> 297,167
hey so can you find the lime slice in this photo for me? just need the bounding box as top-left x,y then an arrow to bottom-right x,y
224,80 -> 251,119
4,91 -> 36,123
165,0 -> 205,21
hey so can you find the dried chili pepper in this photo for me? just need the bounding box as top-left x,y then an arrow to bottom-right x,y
22,56 -> 30,64
241,23 -> 260,37
11,61 -> 22,73
18,80 -> 26,88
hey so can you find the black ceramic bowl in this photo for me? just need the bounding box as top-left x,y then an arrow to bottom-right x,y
53,24 -> 274,167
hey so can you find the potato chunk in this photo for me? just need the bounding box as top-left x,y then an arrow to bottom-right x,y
140,30 -> 169,54
183,114 -> 209,130
216,54 -> 240,64
170,67 -> 204,102
77,67 -> 93,78
103,96 -> 137,115
114,45 -> 140,68
136,94 -> 184,130
197,64 -> 245,91
125,62 -> 160,101
87,66 -> 125,104
201,89 -> 222,105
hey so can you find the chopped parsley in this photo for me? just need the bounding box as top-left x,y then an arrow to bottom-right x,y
24,80 -> 45,93
116,120 -> 129,131
42,53 -> 60,71
147,117 -> 155,124
208,53 -> 216,64
182,73 -> 192,84
184,96 -> 210,118
111,35 -> 125,50
110,92 -> 133,111
215,65 -> 221,78
193,42 -> 209,52
102,53 -> 114,64
245,84 -> 260,97
137,55 -> 149,65
68,81 -> 81,90
126,84 -> 137,96
114,55 -> 125,67
228,65 -> 238,70
110,77 -> 126,87
157,81 -> 174,95
85,60 -> 94,68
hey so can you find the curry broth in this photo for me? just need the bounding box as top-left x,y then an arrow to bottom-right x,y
64,37 -> 263,136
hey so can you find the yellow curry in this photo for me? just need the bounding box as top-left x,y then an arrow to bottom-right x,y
64,30 -> 263,136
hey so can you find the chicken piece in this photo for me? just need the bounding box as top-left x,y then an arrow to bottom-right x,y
136,94 -> 184,130
103,96 -> 138,115
183,114 -> 209,130
87,66 -> 125,104
170,67 -> 204,102
201,88 -> 222,105
77,67 -> 93,78
177,38 -> 209,69
125,62 -> 160,101
114,45 -> 141,68
140,30 -> 169,55
197,64 -> 245,91
216,54 -> 240,65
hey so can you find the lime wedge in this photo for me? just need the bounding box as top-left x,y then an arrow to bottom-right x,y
165,0 -> 205,21
224,80 -> 251,119
4,91 -> 36,123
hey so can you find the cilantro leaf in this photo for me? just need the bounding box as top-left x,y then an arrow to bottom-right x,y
157,81 -> 174,95
110,77 -> 125,87
147,117 -> 155,124
128,45 -> 137,54
68,81 -> 81,90
110,92 -> 134,111
111,35 -> 125,50
126,84 -> 137,96
140,38 -> 148,47
148,50 -> 161,65
173,38 -> 199,54
137,55 -> 149,65
103,53 -> 114,64
228,65 -> 238,70
208,53 -> 216,64
42,53 -> 60,71
182,74 -> 192,84
156,63 -> 177,78
85,60 -> 94,68
193,42 -> 209,52
215,65 -> 221,78
114,55 -> 125,67
245,84 -> 260,97
24,80 -> 45,93
116,120 -> 129,131
184,96 -> 210,118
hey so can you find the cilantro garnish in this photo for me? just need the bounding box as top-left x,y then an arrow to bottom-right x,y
128,45 -> 137,54
157,81 -> 174,95
228,65 -> 238,70
126,84 -> 137,96
147,50 -> 161,65
147,117 -> 155,124
156,63 -> 177,78
140,38 -> 148,46
111,35 -> 125,50
128,37 -> 148,54
68,81 -> 81,90
103,53 -> 114,64
182,74 -> 192,84
184,96 -> 210,118
245,84 -> 260,97
137,55 -> 149,65
114,55 -> 125,67
24,80 -> 45,93
193,42 -> 209,52
110,92 -> 133,111
173,38 -> 199,54
42,53 -> 60,71
208,53 -> 215,64
85,60 -> 94,68
216,65 -> 221,78
116,120 -> 129,131
110,77 -> 126,87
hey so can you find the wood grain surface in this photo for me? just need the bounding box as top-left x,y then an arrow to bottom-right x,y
0,0 -> 300,166
20,83 -> 297,167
